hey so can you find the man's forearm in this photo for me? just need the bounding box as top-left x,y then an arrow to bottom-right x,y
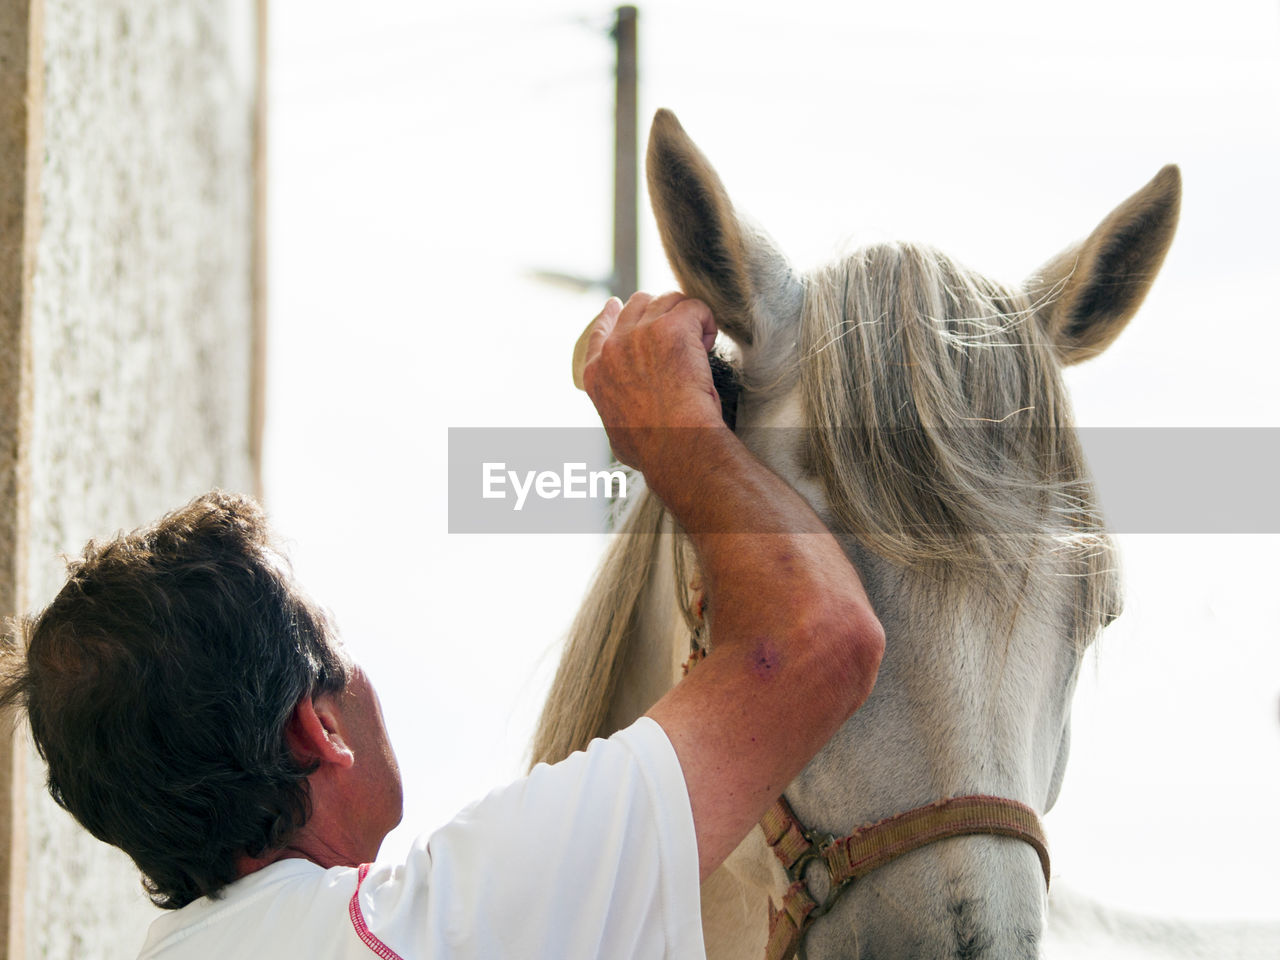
645,423 -> 880,712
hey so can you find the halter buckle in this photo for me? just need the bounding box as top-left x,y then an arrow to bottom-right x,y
788,832 -> 852,921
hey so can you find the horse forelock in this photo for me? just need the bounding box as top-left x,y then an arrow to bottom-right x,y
798,241 -> 1121,648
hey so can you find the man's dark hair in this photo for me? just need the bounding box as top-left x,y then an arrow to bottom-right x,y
0,490 -> 350,909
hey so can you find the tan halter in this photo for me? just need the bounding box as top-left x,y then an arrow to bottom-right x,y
759,793 -> 1050,960
680,592 -> 1052,960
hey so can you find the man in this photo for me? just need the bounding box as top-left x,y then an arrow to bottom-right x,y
1,292 -> 883,958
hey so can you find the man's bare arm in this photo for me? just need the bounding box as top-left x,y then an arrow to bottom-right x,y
581,292 -> 884,881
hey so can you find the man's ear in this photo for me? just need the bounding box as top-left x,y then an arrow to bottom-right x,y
1026,165 -> 1181,365
286,695 -> 355,769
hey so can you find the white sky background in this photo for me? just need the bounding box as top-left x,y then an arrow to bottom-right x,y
265,0 -> 1280,922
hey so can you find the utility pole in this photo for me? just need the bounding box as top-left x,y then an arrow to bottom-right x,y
532,6 -> 639,301
611,5 -> 638,301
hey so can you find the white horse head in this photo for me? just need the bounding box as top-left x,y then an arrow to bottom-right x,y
535,109 -> 1180,960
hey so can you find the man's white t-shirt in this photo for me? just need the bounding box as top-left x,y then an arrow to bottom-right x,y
136,718 -> 705,960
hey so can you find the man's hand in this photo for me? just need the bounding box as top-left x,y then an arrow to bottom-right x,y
579,292 -> 723,477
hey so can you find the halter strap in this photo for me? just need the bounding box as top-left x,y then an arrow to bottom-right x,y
761,794 -> 1051,960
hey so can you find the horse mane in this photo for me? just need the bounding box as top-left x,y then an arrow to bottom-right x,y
529,486 -> 668,766
532,241 -> 1122,766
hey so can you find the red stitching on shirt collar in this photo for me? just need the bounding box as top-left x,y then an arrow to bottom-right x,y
348,863 -> 407,960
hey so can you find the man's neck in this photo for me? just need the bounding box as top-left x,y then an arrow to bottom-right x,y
235,824 -> 370,879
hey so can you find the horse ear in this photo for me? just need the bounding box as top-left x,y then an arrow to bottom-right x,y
646,109 -> 802,349
1026,165 -> 1181,365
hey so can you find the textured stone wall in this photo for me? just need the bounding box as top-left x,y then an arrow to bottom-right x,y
18,1 -> 259,956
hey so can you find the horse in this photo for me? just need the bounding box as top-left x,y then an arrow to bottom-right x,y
532,108 -> 1180,959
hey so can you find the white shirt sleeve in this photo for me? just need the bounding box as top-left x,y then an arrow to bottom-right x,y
356,717 -> 706,960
